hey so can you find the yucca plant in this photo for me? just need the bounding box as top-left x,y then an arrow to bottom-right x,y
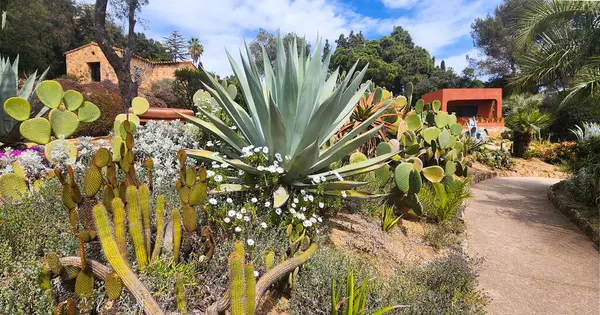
335,85 -> 406,156
418,178 -> 473,223
181,36 -> 398,204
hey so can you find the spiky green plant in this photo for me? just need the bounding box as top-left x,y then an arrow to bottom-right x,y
0,56 -> 49,144
181,35 -> 399,204
381,206 -> 401,232
418,178 -> 473,223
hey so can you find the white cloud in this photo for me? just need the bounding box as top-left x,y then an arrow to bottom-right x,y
85,0 -> 502,76
381,0 -> 419,9
441,48 -> 478,73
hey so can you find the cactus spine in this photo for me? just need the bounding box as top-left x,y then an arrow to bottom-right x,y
126,186 -> 148,269
139,184 -> 152,255
174,274 -> 188,314
151,194 -> 165,264
172,209 -> 182,264
229,242 -> 246,315
111,198 -> 128,261
92,204 -> 165,315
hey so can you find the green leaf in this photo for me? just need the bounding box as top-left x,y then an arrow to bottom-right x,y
78,101 -> 101,122
445,161 -> 456,175
63,90 -> 84,111
408,169 -> 422,194
450,123 -> 463,136
405,111 -> 422,131
434,111 -> 450,128
414,99 -> 424,114
209,184 -> 250,195
422,127 -> 441,144
438,129 -> 451,148
36,80 -> 63,109
422,166 -> 444,183
394,163 -> 413,193
4,97 -> 30,121
131,97 -> 150,115
322,190 -> 390,199
432,100 -> 442,111
49,109 -> 79,137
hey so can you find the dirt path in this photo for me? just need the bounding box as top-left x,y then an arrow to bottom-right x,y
464,177 -> 599,315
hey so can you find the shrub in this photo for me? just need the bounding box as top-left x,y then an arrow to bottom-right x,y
0,179 -> 77,314
418,178 -> 473,223
544,93 -> 600,141
476,146 -> 514,169
150,78 -> 178,106
145,95 -> 168,108
173,69 -> 204,110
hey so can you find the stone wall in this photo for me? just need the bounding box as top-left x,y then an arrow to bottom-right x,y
66,43 -> 196,91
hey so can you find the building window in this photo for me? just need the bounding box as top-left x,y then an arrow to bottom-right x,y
448,105 -> 478,117
89,62 -> 101,82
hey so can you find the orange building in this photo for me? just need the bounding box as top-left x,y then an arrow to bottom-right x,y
421,88 -> 503,122
65,42 -> 196,90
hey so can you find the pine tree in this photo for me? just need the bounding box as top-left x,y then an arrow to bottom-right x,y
440,60 -> 446,71
323,39 -> 331,60
163,30 -> 189,61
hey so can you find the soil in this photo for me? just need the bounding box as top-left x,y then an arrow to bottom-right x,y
470,157 -> 567,179
327,212 -> 451,276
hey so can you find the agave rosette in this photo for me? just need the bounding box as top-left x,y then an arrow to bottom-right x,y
181,36 -> 400,206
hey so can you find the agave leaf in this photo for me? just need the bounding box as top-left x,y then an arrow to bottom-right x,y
186,149 -> 261,175
292,180 -> 369,190
273,185 -> 289,208
267,93 -> 287,157
196,109 -> 249,149
180,113 -> 245,152
286,139 -> 320,180
322,190 -> 390,199
313,151 -> 399,179
209,184 -> 250,195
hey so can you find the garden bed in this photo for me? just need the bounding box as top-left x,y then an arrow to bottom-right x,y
548,181 -> 600,247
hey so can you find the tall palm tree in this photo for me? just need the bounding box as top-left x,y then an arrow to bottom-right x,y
188,37 -> 203,66
513,0 -> 600,105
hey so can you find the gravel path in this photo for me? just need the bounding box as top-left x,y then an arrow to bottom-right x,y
464,177 -> 599,315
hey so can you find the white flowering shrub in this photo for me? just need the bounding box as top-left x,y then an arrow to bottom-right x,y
134,120 -> 202,188
0,147 -> 48,181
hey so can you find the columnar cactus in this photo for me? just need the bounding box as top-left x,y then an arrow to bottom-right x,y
126,185 -> 149,269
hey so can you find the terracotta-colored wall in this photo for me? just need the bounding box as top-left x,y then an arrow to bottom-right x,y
66,43 -> 197,91
421,88 -> 502,118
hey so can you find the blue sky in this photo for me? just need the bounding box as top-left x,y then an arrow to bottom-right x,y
91,0 -> 503,76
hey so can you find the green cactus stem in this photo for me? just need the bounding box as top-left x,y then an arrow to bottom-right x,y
229,244 -> 246,315
151,195 -> 166,264
112,198 -> 128,261
175,274 -> 188,314
126,186 -> 148,269
91,204 -> 165,315
173,209 -> 182,264
139,184 -> 152,256
245,263 -> 256,315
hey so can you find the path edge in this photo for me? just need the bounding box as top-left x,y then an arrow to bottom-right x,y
547,181 -> 600,248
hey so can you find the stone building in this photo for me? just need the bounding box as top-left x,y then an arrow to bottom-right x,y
64,42 -> 196,90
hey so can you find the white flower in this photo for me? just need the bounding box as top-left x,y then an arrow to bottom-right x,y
333,171 -> 344,181
254,271 -> 259,277
301,190 -> 306,195
214,175 -> 223,182
213,164 -> 220,169
289,208 -> 296,214
308,195 -> 314,202
220,163 -> 229,168
317,217 -> 323,223
310,217 -> 317,223
267,165 -> 276,173
212,161 -> 218,165
276,167 -> 284,174
254,147 -> 261,152
296,213 -> 306,220
303,220 -> 313,227
275,208 -> 282,215
257,165 -> 265,171
251,197 -> 258,203
238,170 -> 245,176
209,198 -> 217,205
303,196 -> 308,202
301,206 -> 307,211
247,239 -> 255,246
261,222 -> 268,229
293,198 -> 299,203
206,141 -> 214,147
285,155 -> 292,161
231,126 -> 237,130
224,217 -> 231,223
262,147 -> 269,154
320,175 -> 327,183
312,176 -> 321,183
243,216 -> 250,222
319,202 -> 325,209
206,170 -> 215,178
226,197 -> 233,204
341,190 -> 347,198
236,213 -> 243,220
234,227 -> 242,233
264,201 -> 271,207
275,153 -> 282,161
291,203 -> 296,208
240,208 -> 246,214
228,210 -> 236,217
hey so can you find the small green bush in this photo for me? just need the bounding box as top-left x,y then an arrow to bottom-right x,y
476,146 -> 514,170
173,69 -> 206,110
150,78 -> 178,106
418,178 -> 473,223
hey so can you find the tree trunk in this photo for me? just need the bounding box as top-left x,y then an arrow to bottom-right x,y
512,130 -> 532,157
94,0 -> 138,113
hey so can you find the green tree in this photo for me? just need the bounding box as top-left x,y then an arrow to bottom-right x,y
248,28 -> 311,74
322,39 -> 331,60
135,32 -> 172,61
164,30 -> 189,61
470,0 -> 529,79
440,60 -> 446,71
188,37 -> 203,66
330,26 -> 478,99
0,0 -> 75,76
513,0 -> 600,106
